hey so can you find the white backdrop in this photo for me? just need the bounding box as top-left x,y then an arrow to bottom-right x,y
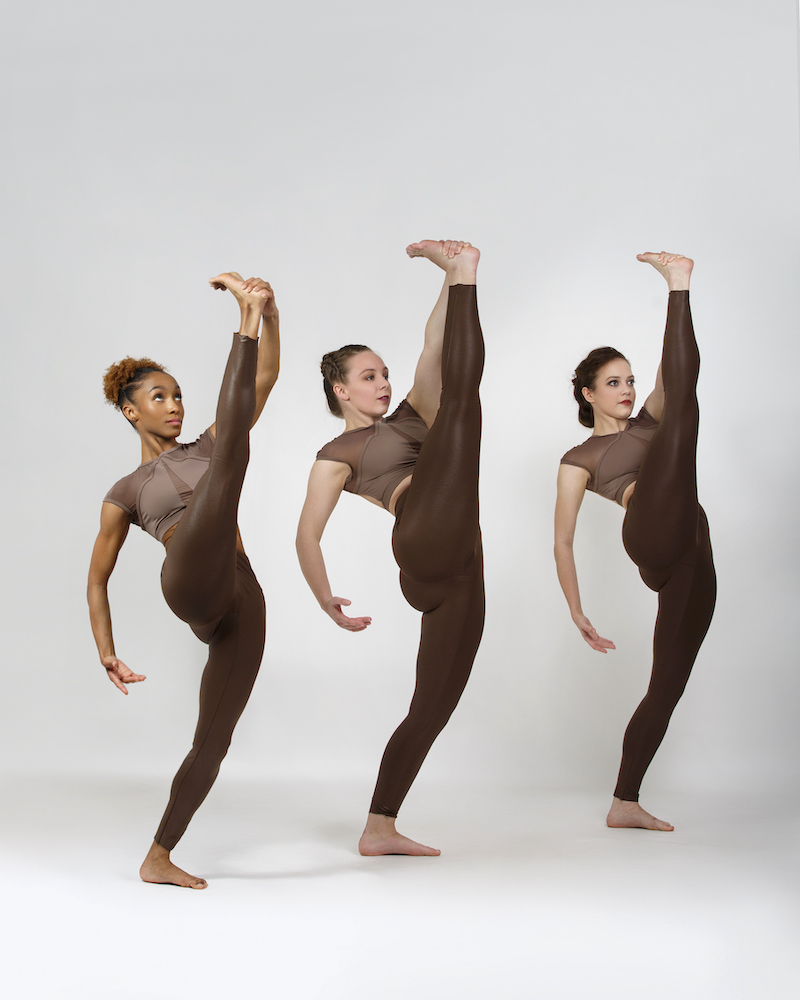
2,0 -> 799,808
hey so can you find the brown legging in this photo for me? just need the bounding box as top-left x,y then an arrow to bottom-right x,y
370,283 -> 485,817
617,291 -> 716,801
156,334 -> 266,850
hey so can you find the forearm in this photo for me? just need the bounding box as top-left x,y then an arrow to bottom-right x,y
87,583 -> 116,660
296,534 -> 334,610
554,542 -> 584,619
237,303 -> 262,340
252,312 -> 280,423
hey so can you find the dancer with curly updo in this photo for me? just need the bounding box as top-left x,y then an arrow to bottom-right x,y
88,273 -> 279,888
555,252 -> 716,831
297,240 -> 484,856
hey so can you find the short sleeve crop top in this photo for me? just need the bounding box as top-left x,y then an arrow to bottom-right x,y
103,429 -> 215,542
316,399 -> 428,510
560,407 -> 658,506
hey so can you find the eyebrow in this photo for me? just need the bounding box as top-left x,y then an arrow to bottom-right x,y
357,367 -> 387,376
148,384 -> 181,393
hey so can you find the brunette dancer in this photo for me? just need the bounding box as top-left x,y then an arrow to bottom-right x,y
554,252 -> 716,830
88,274 -> 279,887
297,240 -> 484,856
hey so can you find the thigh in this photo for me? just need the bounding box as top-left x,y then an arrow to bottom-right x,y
193,556 -> 266,735
401,534 -> 484,706
160,470 -> 243,627
649,511 -> 716,697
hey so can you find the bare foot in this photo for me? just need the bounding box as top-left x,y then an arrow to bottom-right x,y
358,813 -> 441,856
606,797 -> 674,832
139,841 -> 208,889
406,240 -> 480,284
636,251 -> 693,291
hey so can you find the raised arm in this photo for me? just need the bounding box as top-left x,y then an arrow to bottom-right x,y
406,240 -> 476,426
208,272 -> 280,434
87,502 -> 146,693
642,362 -> 664,422
554,463 -> 616,654
296,460 -> 372,632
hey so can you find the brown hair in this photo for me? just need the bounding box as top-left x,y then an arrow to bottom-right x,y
320,345 -> 371,418
103,357 -> 168,428
572,347 -> 628,428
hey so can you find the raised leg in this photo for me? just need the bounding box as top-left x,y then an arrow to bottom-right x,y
624,267 -> 699,576
392,284 -> 484,580
161,334 -> 257,626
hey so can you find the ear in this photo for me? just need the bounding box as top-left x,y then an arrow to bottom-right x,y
333,383 -> 349,402
121,402 -> 138,424
581,385 -> 594,404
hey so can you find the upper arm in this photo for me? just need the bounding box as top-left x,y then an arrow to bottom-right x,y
297,460 -> 350,544
88,503 -> 130,587
642,363 -> 664,422
554,464 -> 589,547
406,350 -> 442,428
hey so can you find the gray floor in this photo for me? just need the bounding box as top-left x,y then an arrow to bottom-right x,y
2,775 -> 798,1000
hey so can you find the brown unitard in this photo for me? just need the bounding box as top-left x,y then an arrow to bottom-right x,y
371,283 -> 485,816
617,291 -> 716,800
108,334 -> 265,851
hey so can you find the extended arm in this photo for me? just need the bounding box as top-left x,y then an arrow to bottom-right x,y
554,464 -> 616,654
87,503 -> 146,693
296,460 -> 372,631
208,272 -> 280,434
406,240 -> 470,426
643,362 -> 664,422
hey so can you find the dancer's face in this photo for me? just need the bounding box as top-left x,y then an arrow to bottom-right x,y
335,351 -> 391,419
123,372 -> 184,439
583,359 -> 635,424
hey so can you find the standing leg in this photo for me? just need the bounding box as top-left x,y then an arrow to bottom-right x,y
613,514 -> 715,806
151,556 -> 266,845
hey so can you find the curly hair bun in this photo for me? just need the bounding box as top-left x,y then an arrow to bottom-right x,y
103,357 -> 166,409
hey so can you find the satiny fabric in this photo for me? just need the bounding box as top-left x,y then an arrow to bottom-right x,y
614,291 -> 716,801
104,430 -> 216,542
369,284 -> 485,817
560,408 -> 659,506
106,334 -> 266,851
316,400 -> 429,510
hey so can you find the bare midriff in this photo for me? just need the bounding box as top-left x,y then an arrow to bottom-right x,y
162,523 -> 246,554
388,475 -> 413,516
621,481 -> 637,510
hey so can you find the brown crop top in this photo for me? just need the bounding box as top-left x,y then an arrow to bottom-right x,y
103,429 -> 215,542
560,407 -> 659,506
316,399 -> 428,510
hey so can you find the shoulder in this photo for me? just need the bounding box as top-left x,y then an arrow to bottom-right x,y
171,428 -> 216,459
385,399 -> 425,425
384,399 -> 429,437
560,437 -> 594,471
628,406 -> 658,430
103,468 -> 145,520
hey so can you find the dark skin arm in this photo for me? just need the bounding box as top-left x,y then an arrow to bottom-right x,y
87,502 -> 146,694
207,273 -> 280,435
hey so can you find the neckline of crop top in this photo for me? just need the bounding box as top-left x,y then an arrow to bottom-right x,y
560,406 -> 659,506
103,429 -> 216,542
315,399 -> 429,511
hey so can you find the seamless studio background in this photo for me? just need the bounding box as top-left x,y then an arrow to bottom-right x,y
2,1 -> 799,999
